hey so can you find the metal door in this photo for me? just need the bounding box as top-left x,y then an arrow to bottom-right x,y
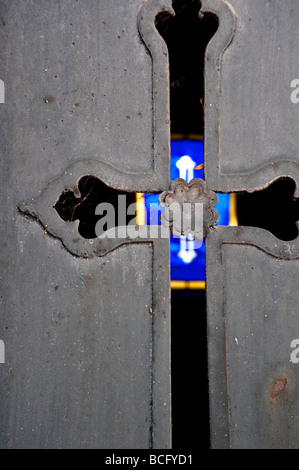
202,0 -> 299,449
0,0 -> 172,449
2,0 -> 298,451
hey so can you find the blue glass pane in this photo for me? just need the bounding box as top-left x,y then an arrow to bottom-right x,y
144,140 -> 230,281
170,236 -> 206,281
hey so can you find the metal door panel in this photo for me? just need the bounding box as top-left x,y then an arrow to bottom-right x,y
0,0 -> 171,448
202,0 -> 299,194
206,226 -> 299,448
202,0 -> 299,449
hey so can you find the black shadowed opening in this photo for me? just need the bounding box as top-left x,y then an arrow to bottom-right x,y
155,0 -> 218,135
237,178 -> 299,241
54,175 -> 136,239
155,0 -> 219,450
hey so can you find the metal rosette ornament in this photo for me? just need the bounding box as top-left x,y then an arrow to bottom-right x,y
158,178 -> 220,242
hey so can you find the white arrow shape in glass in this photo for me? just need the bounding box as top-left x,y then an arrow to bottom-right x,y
178,235 -> 197,264
176,155 -> 196,183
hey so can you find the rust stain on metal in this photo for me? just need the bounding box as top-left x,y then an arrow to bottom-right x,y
44,96 -> 54,104
271,378 -> 287,399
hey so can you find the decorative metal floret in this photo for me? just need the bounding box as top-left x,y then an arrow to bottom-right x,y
158,178 -> 220,241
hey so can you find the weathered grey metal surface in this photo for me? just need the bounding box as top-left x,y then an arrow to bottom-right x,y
203,0 -> 299,449
0,0 -> 171,448
202,0 -> 299,194
206,226 -> 299,449
0,0 -> 173,193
